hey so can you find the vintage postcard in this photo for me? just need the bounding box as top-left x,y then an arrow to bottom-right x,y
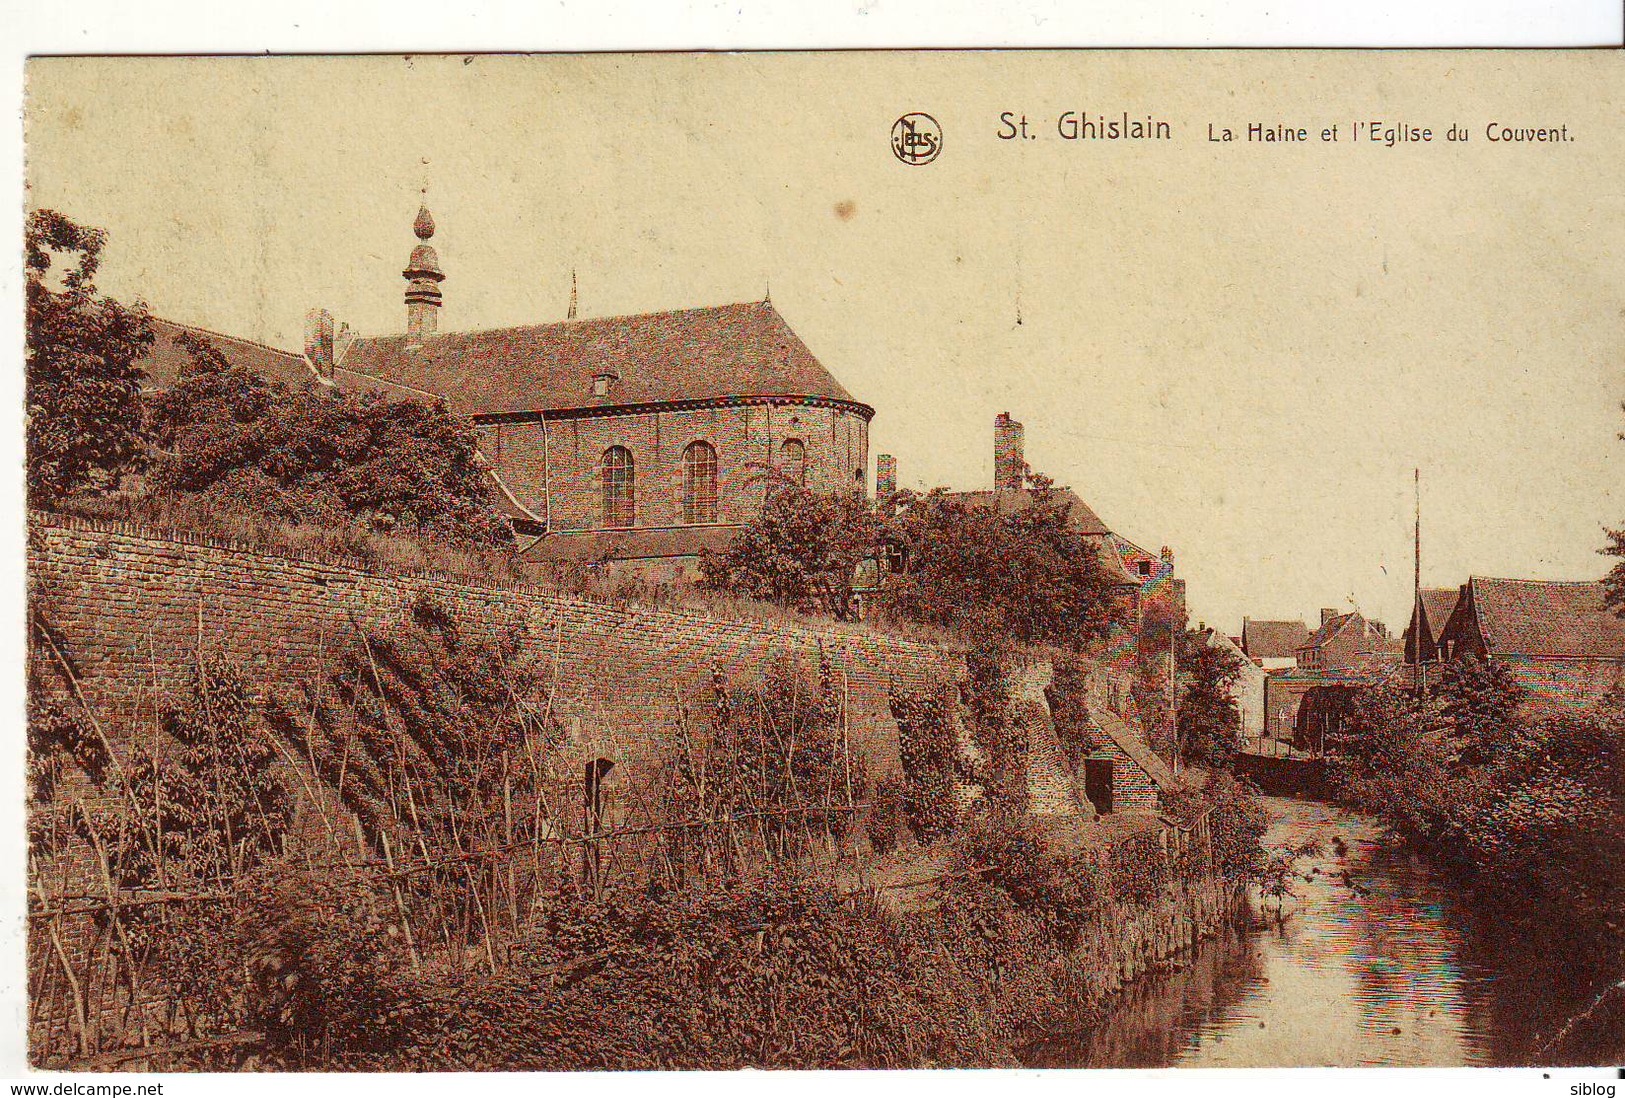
18,50 -> 1625,1074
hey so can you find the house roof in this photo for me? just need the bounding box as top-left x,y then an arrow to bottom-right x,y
334,300 -> 868,419
519,524 -> 743,566
939,487 -> 1113,537
1241,619 -> 1310,659
935,487 -> 1138,587
1299,611 -> 1390,652
1417,587 -> 1461,640
1466,577 -> 1625,659
1093,707 -> 1175,792
1272,650 -> 1403,686
136,317 -> 317,392
1300,613 -> 1353,651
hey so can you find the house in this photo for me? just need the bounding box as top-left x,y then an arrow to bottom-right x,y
1240,617 -> 1310,671
1294,609 -> 1392,670
1435,576 -> 1625,707
938,413 -> 1184,739
1263,609 -> 1398,742
1404,586 -> 1463,666
1286,650 -> 1404,753
1192,623 -> 1267,744
133,203 -> 875,581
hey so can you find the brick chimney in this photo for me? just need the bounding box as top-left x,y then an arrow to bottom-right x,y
876,454 -> 897,498
1321,608 -> 1340,627
994,412 -> 1025,491
304,307 -> 334,379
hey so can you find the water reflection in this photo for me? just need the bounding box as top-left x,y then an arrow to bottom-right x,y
1024,797 -> 1619,1068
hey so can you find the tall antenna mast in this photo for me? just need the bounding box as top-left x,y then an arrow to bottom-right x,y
1414,467 -> 1425,693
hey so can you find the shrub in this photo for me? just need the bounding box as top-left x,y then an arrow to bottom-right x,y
1045,654 -> 1097,768
150,863 -> 412,1067
963,646 -> 1027,818
890,684 -> 964,842
25,209 -> 153,503
865,774 -> 907,855
882,476 -> 1130,646
145,331 -> 511,546
394,875 -> 947,1069
1108,830 -> 1169,905
957,817 -> 1103,949
699,481 -> 885,620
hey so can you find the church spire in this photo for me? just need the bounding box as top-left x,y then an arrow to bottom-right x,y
403,197 -> 444,344
567,267 -> 578,321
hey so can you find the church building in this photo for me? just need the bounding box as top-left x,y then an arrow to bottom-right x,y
135,205 -> 875,578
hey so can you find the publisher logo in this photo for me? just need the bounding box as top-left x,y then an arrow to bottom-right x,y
891,113 -> 943,165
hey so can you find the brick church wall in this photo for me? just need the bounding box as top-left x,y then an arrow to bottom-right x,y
479,420 -> 550,516
514,401 -> 869,532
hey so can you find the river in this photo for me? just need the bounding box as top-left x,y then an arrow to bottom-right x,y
1024,796 -> 1621,1068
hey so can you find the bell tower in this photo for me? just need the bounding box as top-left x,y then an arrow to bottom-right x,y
403,202 -> 444,344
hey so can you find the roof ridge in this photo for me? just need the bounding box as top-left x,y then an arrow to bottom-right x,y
1472,575 -> 1605,587
348,299 -> 774,346
153,316 -> 303,360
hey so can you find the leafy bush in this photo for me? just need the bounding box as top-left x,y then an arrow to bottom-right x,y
865,774 -> 907,855
1108,830 -> 1169,905
392,876 -> 949,1069
700,482 -> 884,619
962,646 -> 1027,818
1045,654 -> 1097,768
1333,673 -> 1625,959
145,331 -> 511,546
25,209 -> 153,503
889,684 -> 964,842
957,817 -> 1103,949
150,862 -> 413,1067
883,478 -> 1129,647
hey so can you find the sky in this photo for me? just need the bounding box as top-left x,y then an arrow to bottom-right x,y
22,52 -> 1625,634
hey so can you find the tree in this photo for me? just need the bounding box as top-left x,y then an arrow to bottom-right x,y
1603,525 -> 1625,616
882,477 -> 1128,646
1603,403 -> 1625,614
699,481 -> 884,619
145,332 -> 511,545
24,209 -> 153,503
1176,629 -> 1245,769
1436,652 -> 1526,765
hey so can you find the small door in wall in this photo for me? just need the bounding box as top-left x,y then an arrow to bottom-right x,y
1084,755 -> 1114,816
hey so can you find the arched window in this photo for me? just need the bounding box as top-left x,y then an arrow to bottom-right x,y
780,438 -> 806,485
601,446 -> 635,528
682,441 -> 718,524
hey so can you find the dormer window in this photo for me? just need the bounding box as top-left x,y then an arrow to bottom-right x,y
592,372 -> 618,397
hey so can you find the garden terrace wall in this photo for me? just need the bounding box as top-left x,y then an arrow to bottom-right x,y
26,511 -> 962,781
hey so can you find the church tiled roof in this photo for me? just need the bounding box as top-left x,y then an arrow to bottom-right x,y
335,300 -> 867,419
1467,577 -> 1625,659
135,317 -> 317,392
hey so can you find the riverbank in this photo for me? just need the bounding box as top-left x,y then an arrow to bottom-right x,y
1024,796 -> 1625,1068
378,816 -> 1248,1070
